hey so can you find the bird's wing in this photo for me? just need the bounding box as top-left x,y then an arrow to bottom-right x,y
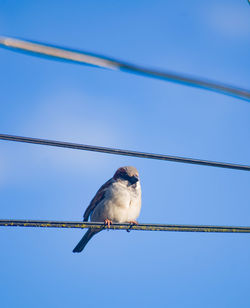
83,178 -> 113,221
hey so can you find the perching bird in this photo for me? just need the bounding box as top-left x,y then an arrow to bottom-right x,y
73,166 -> 141,253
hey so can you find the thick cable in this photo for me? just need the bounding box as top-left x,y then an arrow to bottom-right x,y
0,36 -> 249,101
1,219 -> 250,233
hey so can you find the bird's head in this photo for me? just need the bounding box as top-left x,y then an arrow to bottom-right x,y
113,166 -> 139,185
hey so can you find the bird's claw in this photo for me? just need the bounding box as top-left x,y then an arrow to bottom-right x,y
129,220 -> 138,225
104,219 -> 113,229
127,220 -> 138,232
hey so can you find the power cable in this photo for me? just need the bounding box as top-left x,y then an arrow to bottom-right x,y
0,36 -> 249,101
1,219 -> 250,233
0,133 -> 250,171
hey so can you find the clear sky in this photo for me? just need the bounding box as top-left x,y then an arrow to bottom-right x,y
1,1 -> 250,307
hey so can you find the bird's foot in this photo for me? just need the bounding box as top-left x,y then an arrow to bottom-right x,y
128,220 -> 138,225
104,219 -> 113,229
127,220 -> 138,232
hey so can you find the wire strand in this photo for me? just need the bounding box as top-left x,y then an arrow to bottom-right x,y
1,219 -> 250,233
0,134 -> 250,171
0,36 -> 249,101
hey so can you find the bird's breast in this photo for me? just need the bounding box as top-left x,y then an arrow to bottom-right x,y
91,181 -> 141,223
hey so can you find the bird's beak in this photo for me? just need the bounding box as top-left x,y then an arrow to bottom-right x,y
131,175 -> 139,184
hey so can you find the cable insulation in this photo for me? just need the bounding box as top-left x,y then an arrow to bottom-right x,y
1,219 -> 250,233
0,134 -> 250,171
0,36 -> 249,101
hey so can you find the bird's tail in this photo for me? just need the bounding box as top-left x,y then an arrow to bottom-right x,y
73,228 -> 100,253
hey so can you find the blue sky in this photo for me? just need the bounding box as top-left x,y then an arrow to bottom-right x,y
1,0 -> 250,307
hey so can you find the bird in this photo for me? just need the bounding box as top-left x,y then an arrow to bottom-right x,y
73,166 -> 141,253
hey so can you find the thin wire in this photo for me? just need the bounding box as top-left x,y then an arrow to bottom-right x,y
1,219 -> 250,233
0,133 -> 250,171
0,36 -> 249,102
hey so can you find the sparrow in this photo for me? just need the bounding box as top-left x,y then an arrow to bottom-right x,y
73,166 -> 141,253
